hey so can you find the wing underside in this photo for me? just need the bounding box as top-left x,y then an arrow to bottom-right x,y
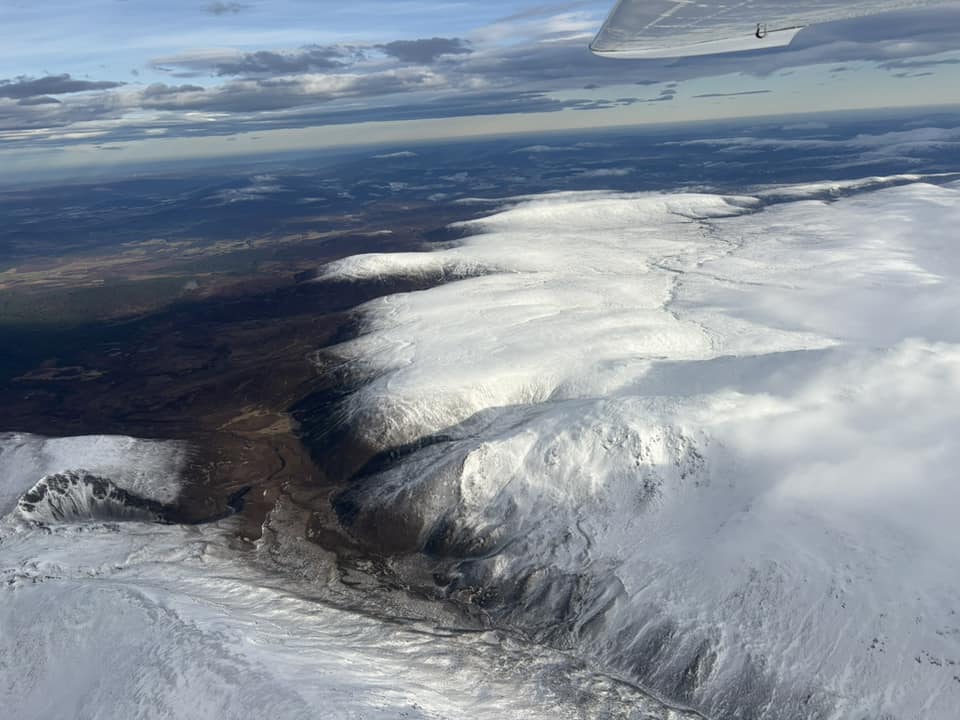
591,0 -> 946,58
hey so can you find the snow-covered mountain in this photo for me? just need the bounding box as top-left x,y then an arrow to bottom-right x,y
3,176 -> 958,720
0,434 -> 691,720
0,433 -> 190,520
321,177 -> 960,719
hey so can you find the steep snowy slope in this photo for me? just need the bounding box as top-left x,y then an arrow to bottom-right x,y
321,178 -> 960,719
0,433 -> 190,517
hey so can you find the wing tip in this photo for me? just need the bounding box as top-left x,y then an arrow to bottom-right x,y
590,26 -> 805,59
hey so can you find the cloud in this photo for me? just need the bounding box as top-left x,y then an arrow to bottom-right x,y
145,7 -> 960,117
495,2 -> 598,24
577,167 -> 633,177
372,151 -> 418,159
142,83 -> 206,97
692,89 -> 773,99
205,1 -> 249,14
210,173 -> 284,203
0,91 -> 126,134
4,5 -> 960,156
513,144 -> 581,153
893,70 -> 934,78
782,121 -> 830,131
17,96 -> 61,106
661,126 -> 960,170
216,48 -> 348,76
472,7 -> 600,46
137,68 -> 446,112
0,74 -> 124,100
0,83 -> 599,152
135,87 -> 585,131
879,56 -> 960,71
153,45 -> 354,77
378,37 -> 472,64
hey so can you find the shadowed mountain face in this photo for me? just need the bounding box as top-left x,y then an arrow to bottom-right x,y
2,107 -> 960,719
18,472 -> 172,524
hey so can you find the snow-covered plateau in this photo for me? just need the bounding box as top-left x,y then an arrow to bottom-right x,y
320,177 -> 960,719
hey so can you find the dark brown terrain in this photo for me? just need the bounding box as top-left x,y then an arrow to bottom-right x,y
0,200 -> 471,539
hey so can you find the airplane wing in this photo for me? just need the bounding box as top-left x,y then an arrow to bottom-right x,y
590,0 -> 947,58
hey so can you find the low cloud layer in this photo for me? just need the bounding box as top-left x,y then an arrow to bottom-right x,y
379,37 -> 472,64
0,74 -> 124,100
205,1 -> 249,14
693,89 -> 772,99
154,45 -> 356,77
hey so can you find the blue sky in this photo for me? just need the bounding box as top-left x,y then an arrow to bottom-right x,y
1,0 -> 959,179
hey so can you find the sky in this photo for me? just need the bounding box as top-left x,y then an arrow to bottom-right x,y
1,0 -> 959,180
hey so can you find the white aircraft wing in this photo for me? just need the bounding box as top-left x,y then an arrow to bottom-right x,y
591,0 -> 947,58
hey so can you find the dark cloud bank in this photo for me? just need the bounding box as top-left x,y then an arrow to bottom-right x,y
0,74 -> 124,100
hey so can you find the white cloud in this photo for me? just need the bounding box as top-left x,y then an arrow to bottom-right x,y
371,150 -> 418,159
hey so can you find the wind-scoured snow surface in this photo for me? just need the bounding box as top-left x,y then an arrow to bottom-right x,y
0,501 -> 692,719
322,177 -> 960,719
0,433 -> 691,718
